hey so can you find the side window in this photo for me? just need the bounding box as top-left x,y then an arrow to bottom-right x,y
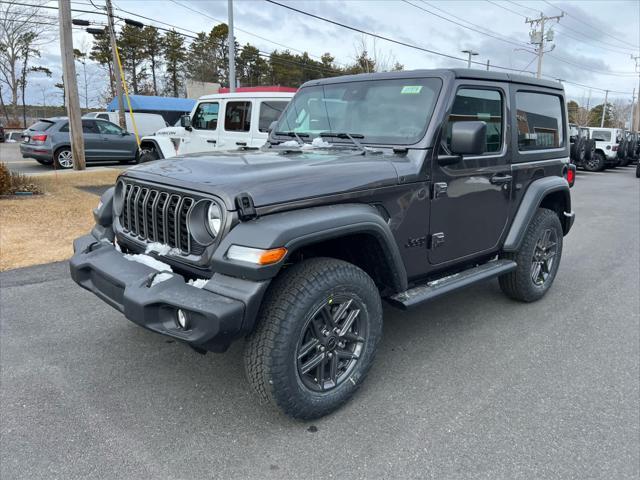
96,121 -> 123,135
591,130 -> 611,142
258,101 -> 288,132
445,88 -> 503,154
59,122 -> 69,132
192,102 -> 219,130
516,92 -> 564,150
82,120 -> 99,134
225,101 -> 251,132
97,113 -> 110,121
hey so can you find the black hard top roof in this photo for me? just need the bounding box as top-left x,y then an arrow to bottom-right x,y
302,68 -> 563,91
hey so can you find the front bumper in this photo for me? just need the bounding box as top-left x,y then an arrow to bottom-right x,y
70,234 -> 267,352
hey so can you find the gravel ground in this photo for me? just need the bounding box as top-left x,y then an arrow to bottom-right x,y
1,167 -> 638,479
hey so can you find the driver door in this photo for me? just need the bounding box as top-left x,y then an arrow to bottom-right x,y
429,83 -> 512,266
188,101 -> 220,153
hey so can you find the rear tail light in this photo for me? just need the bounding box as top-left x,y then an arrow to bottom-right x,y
31,134 -> 47,145
612,145 -> 618,151
564,164 -> 576,187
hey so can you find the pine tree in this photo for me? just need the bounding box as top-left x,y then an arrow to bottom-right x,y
89,32 -> 115,97
118,24 -> 147,94
163,30 -> 186,97
141,26 -> 163,96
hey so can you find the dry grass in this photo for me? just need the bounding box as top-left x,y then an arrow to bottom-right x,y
0,169 -> 120,271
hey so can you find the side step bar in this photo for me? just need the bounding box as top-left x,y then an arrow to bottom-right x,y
388,259 -> 517,310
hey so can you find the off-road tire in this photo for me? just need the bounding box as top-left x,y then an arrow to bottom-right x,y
636,162 -> 640,178
499,208 -> 563,302
619,155 -> 629,167
244,258 -> 383,420
136,147 -> 158,164
584,151 -> 605,172
53,147 -> 73,169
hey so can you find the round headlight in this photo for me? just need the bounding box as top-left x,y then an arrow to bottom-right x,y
207,201 -> 222,237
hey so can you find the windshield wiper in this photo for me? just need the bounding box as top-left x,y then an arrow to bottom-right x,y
274,131 -> 309,146
319,132 -> 366,152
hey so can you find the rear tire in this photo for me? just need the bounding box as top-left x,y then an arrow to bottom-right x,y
53,147 -> 73,169
584,151 -> 605,172
244,258 -> 383,420
499,208 -> 563,303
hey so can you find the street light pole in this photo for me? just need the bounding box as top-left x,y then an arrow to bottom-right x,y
461,49 -> 478,69
228,0 -> 236,92
600,89 -> 609,128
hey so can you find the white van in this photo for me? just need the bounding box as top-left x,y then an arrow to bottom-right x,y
84,111 -> 167,137
137,92 -> 294,160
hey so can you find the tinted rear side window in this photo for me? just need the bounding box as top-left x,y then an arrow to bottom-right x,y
97,114 -> 110,121
29,121 -> 54,131
225,101 -> 251,132
259,101 -> 288,132
516,92 -> 564,150
591,130 -> 611,142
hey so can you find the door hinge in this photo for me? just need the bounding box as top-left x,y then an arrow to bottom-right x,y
432,182 -> 448,199
235,192 -> 257,221
429,232 -> 445,249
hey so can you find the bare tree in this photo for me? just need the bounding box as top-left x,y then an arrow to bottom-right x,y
0,0 -> 51,124
610,97 -> 633,129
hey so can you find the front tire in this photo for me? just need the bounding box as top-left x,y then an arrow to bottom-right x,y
499,208 -> 563,302
136,146 -> 158,164
244,258 -> 383,420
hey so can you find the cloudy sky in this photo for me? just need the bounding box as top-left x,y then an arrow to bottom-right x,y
25,0 -> 640,108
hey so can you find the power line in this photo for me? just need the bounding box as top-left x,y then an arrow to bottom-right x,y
541,0 -> 639,50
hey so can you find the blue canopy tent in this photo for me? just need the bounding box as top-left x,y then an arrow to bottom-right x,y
107,95 -> 196,125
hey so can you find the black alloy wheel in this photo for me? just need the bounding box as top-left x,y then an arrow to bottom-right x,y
530,228 -> 558,287
296,295 -> 366,392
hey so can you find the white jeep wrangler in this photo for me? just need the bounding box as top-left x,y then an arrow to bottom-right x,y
138,91 -> 294,161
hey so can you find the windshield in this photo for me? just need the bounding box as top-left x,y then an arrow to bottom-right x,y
274,77 -> 442,145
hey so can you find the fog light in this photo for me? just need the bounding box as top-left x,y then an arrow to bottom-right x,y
176,309 -> 189,329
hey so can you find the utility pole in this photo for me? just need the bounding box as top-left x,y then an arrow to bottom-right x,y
486,59 -> 490,71
58,0 -> 85,170
461,49 -> 478,69
629,88 -> 636,130
632,54 -> 640,131
105,0 -> 126,128
526,11 -> 564,79
228,0 -> 236,92
600,89 -> 609,128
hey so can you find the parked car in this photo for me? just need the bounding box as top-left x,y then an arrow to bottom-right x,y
137,91 -> 294,161
0,122 -> 4,142
581,126 -> 596,165
20,117 -> 139,168
83,111 -> 166,137
70,69 -> 575,419
587,127 -> 623,171
569,123 -> 587,166
5,131 -> 24,142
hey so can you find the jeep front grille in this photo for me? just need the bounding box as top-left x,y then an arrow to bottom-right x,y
120,182 -> 203,255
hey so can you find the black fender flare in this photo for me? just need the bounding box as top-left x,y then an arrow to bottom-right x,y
503,176 -> 572,252
211,203 -> 408,291
139,138 -> 166,159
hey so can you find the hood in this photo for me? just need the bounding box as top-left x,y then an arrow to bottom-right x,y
122,149 -> 400,209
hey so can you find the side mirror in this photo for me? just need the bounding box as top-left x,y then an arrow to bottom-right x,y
180,115 -> 191,128
450,121 -> 487,156
268,120 -> 278,134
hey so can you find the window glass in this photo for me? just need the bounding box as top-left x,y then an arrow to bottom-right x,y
29,120 -> 54,131
259,101 -> 288,132
275,78 -> 442,145
81,119 -> 99,134
591,130 -> 611,142
97,113 -> 110,121
96,120 -> 123,135
59,122 -> 69,132
516,92 -> 564,150
225,101 -> 252,132
445,88 -> 503,153
192,102 -> 219,130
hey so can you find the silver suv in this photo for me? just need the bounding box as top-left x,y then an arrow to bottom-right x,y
20,117 -> 139,169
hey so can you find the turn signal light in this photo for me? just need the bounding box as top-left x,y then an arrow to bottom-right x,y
226,245 -> 288,265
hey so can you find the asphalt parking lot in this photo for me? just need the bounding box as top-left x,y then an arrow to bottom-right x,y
1,167 -> 638,479
0,142 -> 126,175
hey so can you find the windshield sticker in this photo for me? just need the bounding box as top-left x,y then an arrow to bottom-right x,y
401,85 -> 423,94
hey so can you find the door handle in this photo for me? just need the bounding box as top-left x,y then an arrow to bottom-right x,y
206,140 -> 217,144
490,174 -> 512,185
236,141 -> 247,146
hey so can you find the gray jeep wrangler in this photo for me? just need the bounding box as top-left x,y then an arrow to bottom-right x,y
70,69 -> 575,419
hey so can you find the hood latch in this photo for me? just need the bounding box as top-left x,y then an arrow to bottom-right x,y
235,192 -> 257,221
